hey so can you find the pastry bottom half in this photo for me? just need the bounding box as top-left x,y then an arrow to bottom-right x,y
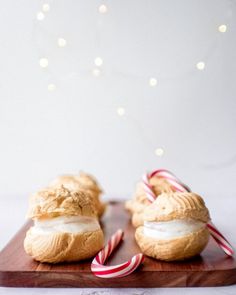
24,227 -> 104,263
135,226 -> 209,261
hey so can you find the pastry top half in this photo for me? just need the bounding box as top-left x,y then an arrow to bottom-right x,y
143,192 -> 210,223
49,172 -> 102,196
27,185 -> 97,220
49,172 -> 105,217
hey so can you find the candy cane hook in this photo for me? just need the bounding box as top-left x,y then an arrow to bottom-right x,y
91,229 -> 144,278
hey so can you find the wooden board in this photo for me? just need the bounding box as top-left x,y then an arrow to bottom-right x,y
0,201 -> 236,288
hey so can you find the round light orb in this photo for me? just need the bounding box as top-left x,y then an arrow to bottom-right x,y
99,4 -> 108,14
39,58 -> 49,68
117,107 -> 125,116
58,38 -> 67,47
94,57 -> 103,67
37,11 -> 45,21
48,83 -> 56,91
218,24 -> 227,33
196,62 -> 205,70
155,148 -> 164,157
149,78 -> 157,87
42,3 -> 50,12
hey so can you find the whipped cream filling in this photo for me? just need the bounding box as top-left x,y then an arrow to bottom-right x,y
143,219 -> 205,240
31,215 -> 100,235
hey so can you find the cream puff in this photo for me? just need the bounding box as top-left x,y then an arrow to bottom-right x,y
24,186 -> 104,263
49,172 -> 106,217
135,192 -> 210,261
125,177 -> 174,227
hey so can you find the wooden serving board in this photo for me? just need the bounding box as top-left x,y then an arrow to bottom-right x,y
0,201 -> 236,288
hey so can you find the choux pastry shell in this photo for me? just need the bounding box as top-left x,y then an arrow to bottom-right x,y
135,192 -> 210,261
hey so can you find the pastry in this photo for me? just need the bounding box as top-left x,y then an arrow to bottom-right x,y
135,192 -> 210,261
50,172 -> 106,217
125,177 -> 174,227
24,186 -> 104,263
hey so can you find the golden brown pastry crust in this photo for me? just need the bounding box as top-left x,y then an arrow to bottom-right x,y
73,172 -> 102,196
125,195 -> 150,214
143,192 -> 210,223
150,177 -> 175,196
50,173 -> 102,194
135,225 -> 210,261
27,186 -> 97,219
131,211 -> 145,228
24,228 -> 104,263
49,173 -> 105,217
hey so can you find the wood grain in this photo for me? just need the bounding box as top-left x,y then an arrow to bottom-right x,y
0,201 -> 235,287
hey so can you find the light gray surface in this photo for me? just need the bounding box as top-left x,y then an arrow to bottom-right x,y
0,196 -> 235,294
0,0 -> 236,197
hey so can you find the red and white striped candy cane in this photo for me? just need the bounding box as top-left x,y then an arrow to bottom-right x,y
91,229 -> 144,278
207,221 -> 234,256
142,169 -> 234,257
142,169 -> 190,202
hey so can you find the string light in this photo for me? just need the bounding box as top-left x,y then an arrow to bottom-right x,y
149,78 -> 157,87
33,4 -> 232,162
155,148 -> 164,157
196,61 -> 205,70
39,58 -> 49,68
94,57 -> 103,67
218,24 -> 227,33
47,83 -> 56,91
42,3 -> 50,12
36,11 -> 45,21
99,4 -> 108,14
117,107 -> 125,116
58,38 -> 67,47
92,68 -> 101,77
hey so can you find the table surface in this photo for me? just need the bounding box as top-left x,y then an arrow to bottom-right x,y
0,194 -> 236,295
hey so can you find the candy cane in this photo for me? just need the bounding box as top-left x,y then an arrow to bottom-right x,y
207,221 -> 234,256
142,169 -> 234,257
91,229 -> 144,278
142,169 -> 191,202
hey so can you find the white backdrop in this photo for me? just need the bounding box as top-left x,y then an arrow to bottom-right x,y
0,0 -> 236,200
